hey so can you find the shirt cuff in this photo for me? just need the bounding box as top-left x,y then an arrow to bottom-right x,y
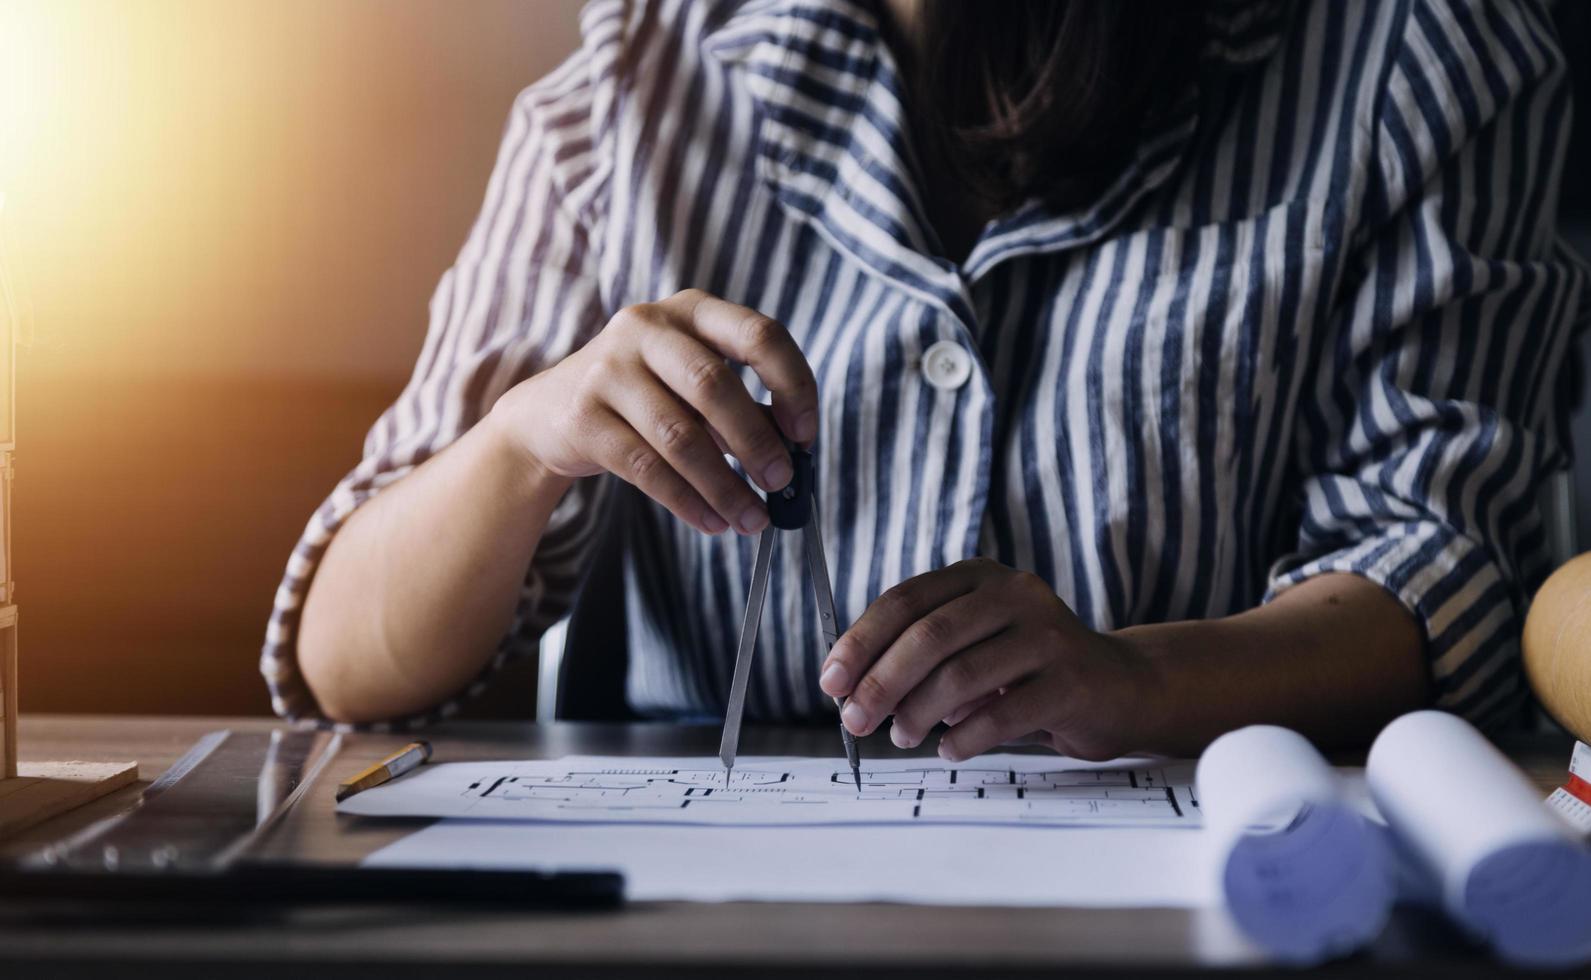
1264,520 -> 1523,724
258,469 -> 554,733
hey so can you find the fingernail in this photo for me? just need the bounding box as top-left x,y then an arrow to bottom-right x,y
938,741 -> 957,762
841,701 -> 868,735
794,410 -> 818,443
819,661 -> 849,695
702,511 -> 729,534
890,722 -> 916,749
762,456 -> 793,491
738,505 -> 769,534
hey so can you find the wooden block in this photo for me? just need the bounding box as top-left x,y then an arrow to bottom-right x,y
0,609 -> 13,780
0,194 -> 16,453
0,760 -> 138,838
0,452 -> 11,604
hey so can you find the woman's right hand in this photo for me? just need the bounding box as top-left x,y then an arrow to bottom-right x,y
489,288 -> 819,536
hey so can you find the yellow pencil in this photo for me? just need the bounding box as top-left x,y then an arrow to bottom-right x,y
335,740 -> 432,802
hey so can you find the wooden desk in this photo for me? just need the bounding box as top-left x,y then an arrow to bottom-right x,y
0,715 -> 1580,979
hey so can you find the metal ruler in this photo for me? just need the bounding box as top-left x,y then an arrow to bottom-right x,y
24,728 -> 340,872
5,728 -> 625,909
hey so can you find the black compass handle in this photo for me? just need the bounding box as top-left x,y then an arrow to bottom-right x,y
766,446 -> 813,530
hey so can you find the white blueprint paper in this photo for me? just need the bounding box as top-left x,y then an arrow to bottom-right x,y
338,753 -> 1200,828
364,820 -> 1217,907
356,753 -> 1210,907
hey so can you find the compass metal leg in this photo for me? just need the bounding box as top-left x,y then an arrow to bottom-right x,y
803,518 -> 863,791
718,525 -> 776,782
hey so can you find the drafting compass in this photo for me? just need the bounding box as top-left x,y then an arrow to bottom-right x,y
719,444 -> 863,791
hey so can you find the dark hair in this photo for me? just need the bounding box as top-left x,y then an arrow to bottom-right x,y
901,1 -> 1208,212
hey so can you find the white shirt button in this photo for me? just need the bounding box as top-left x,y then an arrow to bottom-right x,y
921,340 -> 973,391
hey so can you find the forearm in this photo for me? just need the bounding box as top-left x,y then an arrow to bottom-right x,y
1122,573 -> 1429,757
298,412 -> 573,723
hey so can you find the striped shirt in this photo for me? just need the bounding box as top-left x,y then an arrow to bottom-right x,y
262,0 -> 1587,731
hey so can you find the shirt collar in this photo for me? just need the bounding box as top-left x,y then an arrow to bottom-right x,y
706,0 -> 1289,301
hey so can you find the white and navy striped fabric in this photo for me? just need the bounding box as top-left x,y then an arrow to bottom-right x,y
262,0 -> 1587,731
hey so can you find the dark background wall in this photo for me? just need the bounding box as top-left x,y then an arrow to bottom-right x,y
1554,3 -> 1591,541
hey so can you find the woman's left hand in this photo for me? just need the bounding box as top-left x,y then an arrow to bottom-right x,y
818,558 -> 1162,762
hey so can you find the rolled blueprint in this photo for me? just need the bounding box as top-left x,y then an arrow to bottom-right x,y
1197,725 -> 1393,964
1367,710 -> 1591,967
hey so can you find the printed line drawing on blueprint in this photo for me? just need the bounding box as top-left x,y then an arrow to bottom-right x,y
337,754 -> 1202,828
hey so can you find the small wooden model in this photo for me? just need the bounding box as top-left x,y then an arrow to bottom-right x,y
0,195 -> 136,837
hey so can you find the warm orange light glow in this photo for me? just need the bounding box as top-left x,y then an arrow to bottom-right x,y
1,0 -> 307,373
0,0 -> 578,380
0,0 -> 580,716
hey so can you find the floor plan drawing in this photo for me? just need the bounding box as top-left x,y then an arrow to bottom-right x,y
339,754 -> 1201,828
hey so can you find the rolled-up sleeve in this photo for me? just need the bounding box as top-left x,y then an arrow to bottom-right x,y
1266,0 -> 1588,726
260,1 -> 627,727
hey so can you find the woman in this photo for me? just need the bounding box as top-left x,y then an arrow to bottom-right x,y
264,0 -> 1584,759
